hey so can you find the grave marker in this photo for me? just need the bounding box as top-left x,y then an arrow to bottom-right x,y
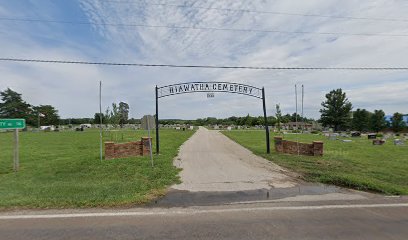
367,134 -> 377,139
394,139 -> 405,146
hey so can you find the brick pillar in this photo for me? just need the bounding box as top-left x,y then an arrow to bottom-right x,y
313,141 -> 324,156
141,137 -> 152,156
105,142 -> 115,160
274,136 -> 283,153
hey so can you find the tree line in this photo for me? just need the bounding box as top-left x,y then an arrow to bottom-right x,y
319,88 -> 407,132
1,87 -> 406,132
0,88 -> 132,128
0,88 -> 60,126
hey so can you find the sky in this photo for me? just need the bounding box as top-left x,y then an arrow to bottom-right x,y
0,0 -> 407,120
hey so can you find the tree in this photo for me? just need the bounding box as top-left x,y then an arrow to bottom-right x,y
0,88 -> 33,120
275,104 -> 282,132
104,102 -> 128,127
290,113 -> 302,122
319,88 -> 352,131
369,110 -> 386,132
33,105 -> 60,126
118,102 -> 129,127
391,112 -> 406,133
94,113 -> 105,125
282,114 -> 293,123
109,103 -> 120,127
351,108 -> 371,132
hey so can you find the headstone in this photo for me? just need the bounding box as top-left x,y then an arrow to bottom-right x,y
342,140 -> 352,143
189,126 -> 194,130
367,134 -> 377,139
328,133 -> 338,140
351,131 -> 361,137
227,126 -> 232,131
394,139 -> 405,146
372,139 -> 385,145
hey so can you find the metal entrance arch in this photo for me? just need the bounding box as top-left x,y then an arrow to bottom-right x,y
155,82 -> 270,154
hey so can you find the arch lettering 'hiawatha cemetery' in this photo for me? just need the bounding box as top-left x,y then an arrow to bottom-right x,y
155,82 -> 270,154
158,82 -> 263,99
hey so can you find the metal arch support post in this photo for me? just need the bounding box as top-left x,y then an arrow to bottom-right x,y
155,86 -> 160,155
262,87 -> 270,154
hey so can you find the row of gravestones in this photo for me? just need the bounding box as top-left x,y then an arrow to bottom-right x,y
325,132 -> 406,146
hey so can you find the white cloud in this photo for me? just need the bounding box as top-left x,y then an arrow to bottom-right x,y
0,0 -> 407,119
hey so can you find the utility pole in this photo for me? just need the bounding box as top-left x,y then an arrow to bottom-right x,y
301,84 -> 304,133
99,81 -> 103,161
295,84 -> 300,156
295,84 -> 298,130
155,86 -> 159,155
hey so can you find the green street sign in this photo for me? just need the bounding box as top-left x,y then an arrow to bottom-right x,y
0,119 -> 26,129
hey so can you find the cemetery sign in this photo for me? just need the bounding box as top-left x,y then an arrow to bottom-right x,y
157,82 -> 263,99
155,82 -> 270,154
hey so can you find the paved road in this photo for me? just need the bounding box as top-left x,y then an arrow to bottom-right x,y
172,127 -> 297,191
1,200 -> 408,240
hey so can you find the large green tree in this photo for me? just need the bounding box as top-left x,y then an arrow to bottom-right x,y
34,105 -> 60,126
319,88 -> 353,131
369,110 -> 386,132
351,108 -> 371,132
94,113 -> 106,125
0,88 -> 33,120
108,103 -> 120,127
118,102 -> 129,127
391,112 -> 406,133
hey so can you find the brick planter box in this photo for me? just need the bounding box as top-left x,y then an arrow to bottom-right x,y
274,136 -> 323,156
105,137 -> 152,160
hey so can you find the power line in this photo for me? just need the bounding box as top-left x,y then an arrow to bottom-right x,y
10,0 -> 408,23
1,58 -> 407,70
109,1 -> 408,23
1,17 -> 408,37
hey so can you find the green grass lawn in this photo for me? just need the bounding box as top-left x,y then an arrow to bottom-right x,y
223,130 -> 408,195
0,129 -> 194,209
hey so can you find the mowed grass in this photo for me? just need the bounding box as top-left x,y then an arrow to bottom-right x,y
223,130 -> 408,195
0,129 -> 194,209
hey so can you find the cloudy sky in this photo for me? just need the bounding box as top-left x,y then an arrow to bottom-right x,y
0,0 -> 407,119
